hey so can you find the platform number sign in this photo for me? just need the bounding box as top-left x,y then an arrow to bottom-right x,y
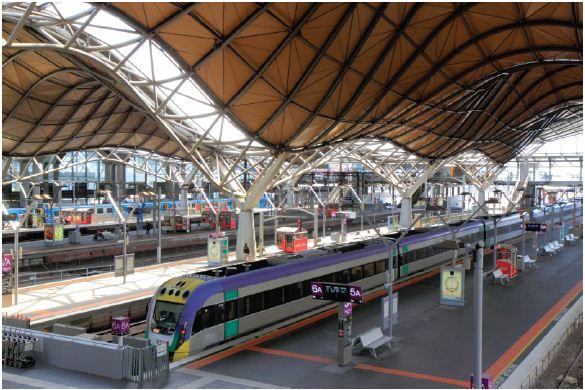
522,223 -> 546,232
112,317 -> 130,336
310,282 -> 362,304
2,253 -> 12,273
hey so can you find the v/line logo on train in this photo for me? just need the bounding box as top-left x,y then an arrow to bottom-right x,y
144,203 -> 581,361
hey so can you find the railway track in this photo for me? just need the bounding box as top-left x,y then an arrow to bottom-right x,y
557,348 -> 583,389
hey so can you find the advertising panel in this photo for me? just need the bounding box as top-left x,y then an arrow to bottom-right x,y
440,265 -> 465,306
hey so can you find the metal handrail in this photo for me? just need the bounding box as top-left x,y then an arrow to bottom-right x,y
18,265 -> 115,287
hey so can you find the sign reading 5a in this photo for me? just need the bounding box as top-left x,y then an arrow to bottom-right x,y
310,282 -> 362,304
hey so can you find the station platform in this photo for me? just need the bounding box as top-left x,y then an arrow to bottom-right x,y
1,228 -> 390,327
2,235 -> 582,388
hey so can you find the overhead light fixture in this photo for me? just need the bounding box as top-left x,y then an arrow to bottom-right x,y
460,191 -> 472,196
485,198 -> 500,204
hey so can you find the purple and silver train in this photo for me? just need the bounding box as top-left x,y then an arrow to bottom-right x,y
146,203 -> 582,361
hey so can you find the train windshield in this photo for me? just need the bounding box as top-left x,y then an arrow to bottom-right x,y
151,301 -> 183,336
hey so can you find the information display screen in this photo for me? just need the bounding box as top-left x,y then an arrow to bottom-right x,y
523,223 -> 546,232
310,282 -> 362,304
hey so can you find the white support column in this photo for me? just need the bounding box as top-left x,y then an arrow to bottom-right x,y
397,160 -> 446,229
506,156 -> 530,209
179,186 -> 188,215
477,190 -> 487,216
399,196 -> 412,230
237,153 -> 288,261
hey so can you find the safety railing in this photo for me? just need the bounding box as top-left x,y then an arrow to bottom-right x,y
18,265 -> 115,287
413,212 -> 475,228
2,314 -> 31,329
123,342 -> 169,382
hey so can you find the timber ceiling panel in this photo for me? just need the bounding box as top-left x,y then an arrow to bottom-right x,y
105,2 -> 582,163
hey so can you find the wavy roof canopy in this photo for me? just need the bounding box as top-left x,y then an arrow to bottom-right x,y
2,2 -> 582,166
105,2 -> 583,163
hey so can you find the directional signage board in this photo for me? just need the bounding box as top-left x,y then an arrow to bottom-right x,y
523,223 -> 546,232
310,282 -> 362,304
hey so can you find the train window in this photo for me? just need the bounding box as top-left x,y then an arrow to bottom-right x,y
215,303 -> 225,325
363,263 -> 375,278
193,306 -> 213,333
248,293 -> 264,314
226,300 -> 237,322
375,260 -> 386,274
321,273 -> 335,283
336,269 -> 350,284
302,280 -> 313,297
152,301 -> 183,335
106,208 -> 113,214
97,208 -> 104,214
350,266 -> 362,282
264,288 -> 283,309
404,251 -> 415,264
284,282 -> 303,302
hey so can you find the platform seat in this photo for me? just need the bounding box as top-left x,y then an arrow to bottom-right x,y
552,240 -> 564,250
569,233 -> 579,241
354,327 -> 391,358
520,254 -> 536,268
542,243 -> 556,256
565,235 -> 576,245
492,269 -> 510,285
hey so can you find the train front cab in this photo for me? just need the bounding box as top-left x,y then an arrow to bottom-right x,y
147,277 -> 205,361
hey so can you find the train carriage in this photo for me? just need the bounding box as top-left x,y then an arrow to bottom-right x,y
146,202 -> 582,361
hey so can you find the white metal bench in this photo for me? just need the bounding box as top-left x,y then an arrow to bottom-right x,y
492,269 -> 510,285
552,240 -> 564,250
542,243 -> 556,256
569,233 -> 579,241
565,234 -> 577,244
354,327 -> 391,358
520,254 -> 536,268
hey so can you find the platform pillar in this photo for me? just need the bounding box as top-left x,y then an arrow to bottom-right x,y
399,197 -> 412,230
179,187 -> 188,215
258,211 -> 265,257
477,190 -> 487,216
313,205 -> 319,246
236,210 -> 256,261
473,241 -> 485,389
